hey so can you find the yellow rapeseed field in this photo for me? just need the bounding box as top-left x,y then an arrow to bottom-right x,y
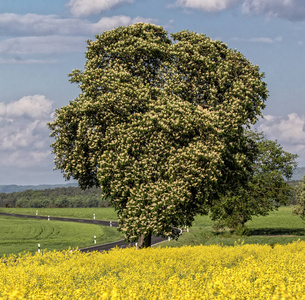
1,241 -> 305,299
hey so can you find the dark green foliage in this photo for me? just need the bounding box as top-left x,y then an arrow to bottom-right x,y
210,131 -> 298,232
294,176 -> 305,219
0,187 -> 109,208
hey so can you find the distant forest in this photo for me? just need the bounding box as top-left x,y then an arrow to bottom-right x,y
0,187 -> 109,208
0,182 -> 300,208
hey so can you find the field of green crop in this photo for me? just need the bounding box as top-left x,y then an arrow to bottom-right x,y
0,206 -> 304,257
161,206 -> 305,247
0,214 -> 122,256
0,207 -> 117,221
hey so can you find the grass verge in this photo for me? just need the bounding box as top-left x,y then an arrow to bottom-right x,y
160,206 -> 305,247
0,207 -> 118,221
1,206 -> 304,255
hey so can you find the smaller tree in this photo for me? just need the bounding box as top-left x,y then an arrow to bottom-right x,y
210,131 -> 298,232
294,176 -> 305,220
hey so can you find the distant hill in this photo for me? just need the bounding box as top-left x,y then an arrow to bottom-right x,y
0,183 -> 78,193
1,166 -> 305,194
290,167 -> 305,181
0,185 -> 106,208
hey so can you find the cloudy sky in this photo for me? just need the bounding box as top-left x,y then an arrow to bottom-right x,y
0,0 -> 305,185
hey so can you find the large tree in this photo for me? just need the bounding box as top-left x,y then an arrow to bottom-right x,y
210,131 -> 298,232
49,23 -> 268,247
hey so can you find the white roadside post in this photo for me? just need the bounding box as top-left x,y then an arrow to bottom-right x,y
94,235 -> 96,244
48,216 -> 50,221
168,236 -> 171,241
135,242 -> 138,249
93,214 -> 95,220
187,226 -> 189,232
38,244 -> 41,254
36,210 -> 38,216
110,221 -> 112,227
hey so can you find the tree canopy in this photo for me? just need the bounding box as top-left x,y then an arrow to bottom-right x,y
49,23 -> 268,247
210,131 -> 298,232
294,176 -> 305,220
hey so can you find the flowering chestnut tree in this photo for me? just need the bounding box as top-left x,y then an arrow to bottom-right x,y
49,23 -> 268,247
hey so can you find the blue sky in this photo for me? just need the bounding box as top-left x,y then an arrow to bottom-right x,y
0,0 -> 305,185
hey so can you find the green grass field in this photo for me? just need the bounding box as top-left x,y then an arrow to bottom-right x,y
161,206 -> 305,247
0,206 -> 304,256
0,213 -> 122,257
0,207 -> 118,221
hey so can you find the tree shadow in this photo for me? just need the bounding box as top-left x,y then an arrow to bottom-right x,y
249,228 -> 305,236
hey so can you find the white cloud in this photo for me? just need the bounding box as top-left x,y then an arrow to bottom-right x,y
0,149 -> 52,168
172,0 -> 305,20
0,95 -> 53,119
250,37 -> 274,43
0,36 -> 86,55
0,95 -> 76,184
242,0 -> 305,21
68,0 -> 133,17
92,16 -> 156,32
0,13 -> 91,36
0,95 -> 54,167
254,113 -> 305,166
0,58 -> 55,64
256,113 -> 305,144
0,13 -> 155,37
0,14 -> 155,58
173,0 -> 241,12
232,36 -> 283,43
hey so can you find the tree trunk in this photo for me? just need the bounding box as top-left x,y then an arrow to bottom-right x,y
137,231 -> 152,248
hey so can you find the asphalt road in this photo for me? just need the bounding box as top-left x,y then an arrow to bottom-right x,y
0,212 -> 166,252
